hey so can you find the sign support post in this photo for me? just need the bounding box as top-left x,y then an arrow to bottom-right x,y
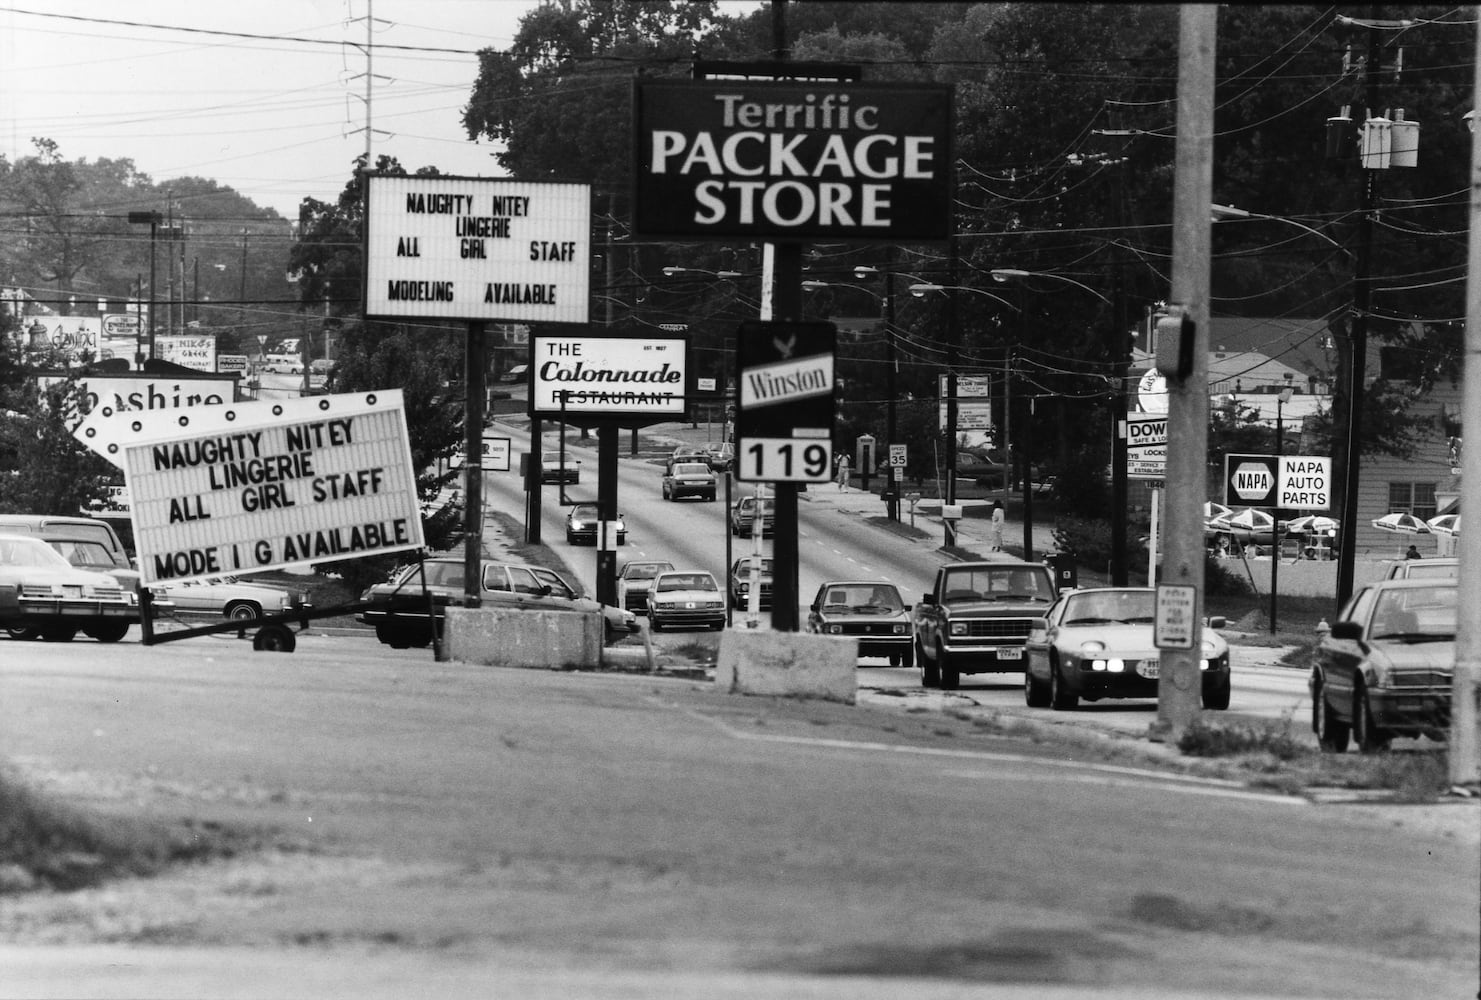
464,321 -> 485,608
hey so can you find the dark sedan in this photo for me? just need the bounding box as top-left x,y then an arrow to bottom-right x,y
806,580 -> 913,668
1309,578 -> 1455,752
565,503 -> 627,546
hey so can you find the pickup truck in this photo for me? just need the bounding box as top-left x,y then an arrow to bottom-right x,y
912,560 -> 1058,689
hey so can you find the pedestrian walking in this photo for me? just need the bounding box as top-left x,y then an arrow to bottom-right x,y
990,500 -> 1005,551
835,452 -> 851,491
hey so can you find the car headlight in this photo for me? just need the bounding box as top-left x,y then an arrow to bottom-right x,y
828,623 -> 842,634
736,582 -> 749,593
892,623 -> 906,635
950,622 -> 967,636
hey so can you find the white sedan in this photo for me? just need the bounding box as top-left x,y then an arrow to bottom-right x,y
150,575 -> 309,621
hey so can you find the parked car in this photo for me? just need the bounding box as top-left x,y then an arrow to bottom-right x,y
540,449 -> 580,485
150,574 -> 310,621
1023,586 -> 1230,711
806,581 -> 914,668
358,557 -> 637,648
616,559 -> 675,614
647,570 -> 726,631
0,533 -> 136,643
728,555 -> 773,610
565,503 -> 627,546
662,461 -> 717,502
1309,578 -> 1456,752
500,363 -> 529,383
309,358 -> 335,376
1205,507 -> 1276,549
0,514 -> 131,566
1382,557 -> 1458,581
729,494 -> 775,537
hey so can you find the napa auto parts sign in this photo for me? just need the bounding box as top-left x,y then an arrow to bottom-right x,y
362,175 -> 591,324
93,391 -> 424,585
633,80 -> 953,241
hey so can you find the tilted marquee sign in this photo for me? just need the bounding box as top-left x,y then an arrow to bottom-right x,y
363,175 -> 591,324
529,334 -> 690,421
632,80 -> 954,241
107,391 -> 424,585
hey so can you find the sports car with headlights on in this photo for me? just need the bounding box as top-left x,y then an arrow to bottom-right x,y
806,580 -> 913,667
565,503 -> 627,546
1023,587 -> 1230,710
1309,578 -> 1455,753
0,532 -> 137,642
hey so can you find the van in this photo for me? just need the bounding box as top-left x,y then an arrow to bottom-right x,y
261,354 -> 303,374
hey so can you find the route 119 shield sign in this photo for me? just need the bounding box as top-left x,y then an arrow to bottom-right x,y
733,320 -> 836,483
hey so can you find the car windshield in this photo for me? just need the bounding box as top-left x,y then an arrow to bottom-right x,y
48,539 -> 121,569
940,567 -> 1053,603
1370,586 -> 1457,641
734,558 -> 773,574
822,585 -> 903,613
673,464 -> 709,475
1063,590 -> 1156,626
656,573 -> 718,593
1400,563 -> 1459,579
0,535 -> 73,569
571,505 -> 597,518
624,563 -> 671,580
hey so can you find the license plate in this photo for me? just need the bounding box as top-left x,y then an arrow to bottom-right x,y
996,648 -> 1023,661
1137,661 -> 1159,679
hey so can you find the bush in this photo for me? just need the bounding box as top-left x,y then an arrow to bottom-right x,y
1177,717 -> 1305,760
1051,516 -> 1147,571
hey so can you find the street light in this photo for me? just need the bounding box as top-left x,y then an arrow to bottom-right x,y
989,268 -> 1112,303
662,266 -> 742,279
1209,204 -> 1352,258
909,282 -> 1019,311
127,210 -> 163,364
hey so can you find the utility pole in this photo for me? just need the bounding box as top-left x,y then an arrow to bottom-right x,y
1335,10 -> 1383,608
1152,5 -> 1216,743
1450,16 -> 1481,787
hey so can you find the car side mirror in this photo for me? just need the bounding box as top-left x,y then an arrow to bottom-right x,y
809,602 -> 819,612
921,593 -> 936,605
1207,616 -> 1226,629
1330,620 -> 1363,640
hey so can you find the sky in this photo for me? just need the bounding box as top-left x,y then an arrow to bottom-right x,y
1,1 -> 547,219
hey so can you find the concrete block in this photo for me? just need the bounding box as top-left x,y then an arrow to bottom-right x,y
441,607 -> 601,669
716,629 -> 857,703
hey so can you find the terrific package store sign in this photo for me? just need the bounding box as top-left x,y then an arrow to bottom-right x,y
363,175 -> 591,323
633,80 -> 953,241
114,392 -> 425,585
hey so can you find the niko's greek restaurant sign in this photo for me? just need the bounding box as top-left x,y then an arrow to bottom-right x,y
632,80 -> 953,241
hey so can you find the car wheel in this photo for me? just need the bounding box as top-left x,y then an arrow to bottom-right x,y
226,601 -> 262,622
1352,683 -> 1390,753
1313,677 -> 1351,753
1049,656 -> 1078,710
85,622 -> 130,643
40,626 -> 78,642
566,531 -> 576,545
1202,675 -> 1232,711
1025,661 -> 1051,708
7,627 -> 40,641
888,654 -> 901,667
252,624 -> 296,653
900,644 -> 914,670
937,643 -> 959,690
918,638 -> 939,688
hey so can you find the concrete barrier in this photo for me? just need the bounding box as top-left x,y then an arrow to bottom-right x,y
716,629 -> 857,703
440,607 -> 602,669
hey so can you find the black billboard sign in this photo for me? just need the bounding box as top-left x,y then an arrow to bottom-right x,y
633,80 -> 953,242
734,321 -> 836,483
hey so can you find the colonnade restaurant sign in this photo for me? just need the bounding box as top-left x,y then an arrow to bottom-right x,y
363,175 -> 591,324
529,333 -> 690,421
632,80 -> 953,241
99,391 -> 425,586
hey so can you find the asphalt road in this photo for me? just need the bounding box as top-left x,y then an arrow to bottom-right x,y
1,634 -> 1476,999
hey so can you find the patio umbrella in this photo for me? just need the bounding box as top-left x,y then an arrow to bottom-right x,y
1283,515 -> 1339,535
1427,513 -> 1461,536
1203,501 -> 1232,523
1208,507 -> 1276,544
1370,512 -> 1432,534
